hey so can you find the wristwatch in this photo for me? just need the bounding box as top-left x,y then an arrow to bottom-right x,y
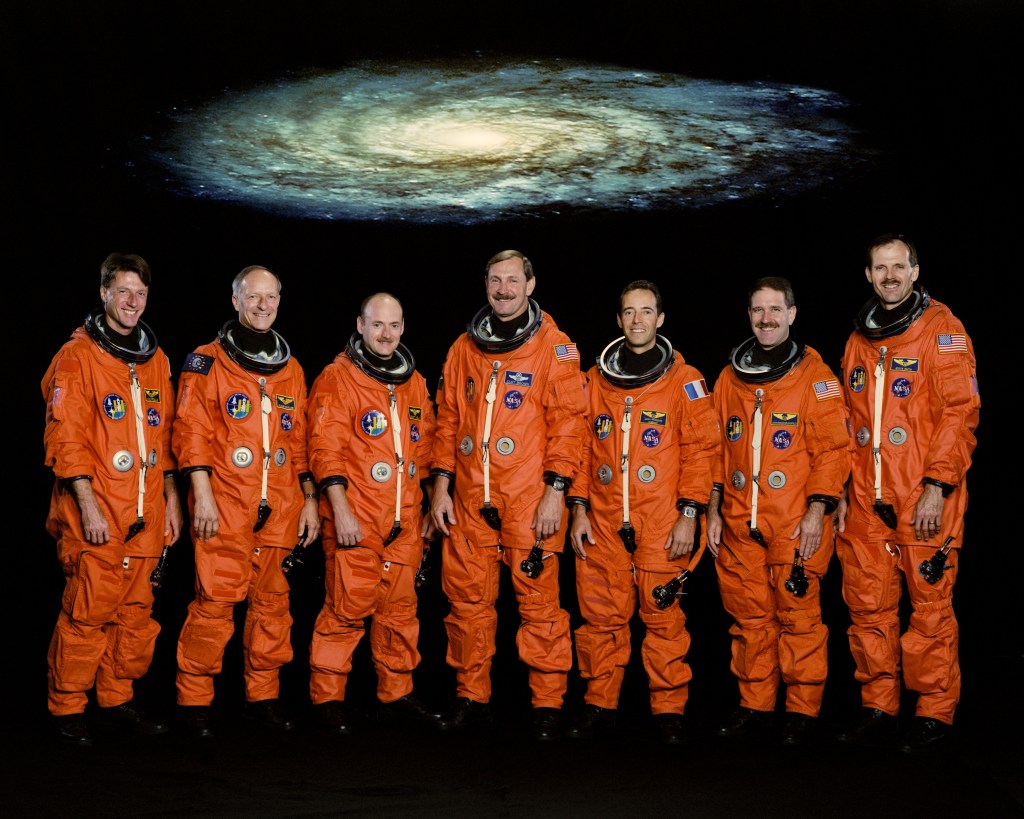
680,506 -> 698,519
544,471 -> 570,492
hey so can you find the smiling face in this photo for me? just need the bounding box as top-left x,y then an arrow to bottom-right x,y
617,287 -> 664,354
748,286 -> 795,350
866,239 -> 919,310
357,294 -> 404,358
485,255 -> 535,321
100,270 -> 148,336
232,267 -> 280,332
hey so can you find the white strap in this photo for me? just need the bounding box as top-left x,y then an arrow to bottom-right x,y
749,389 -> 764,530
259,378 -> 272,504
872,347 -> 887,504
620,397 -> 633,525
388,385 -> 404,527
481,362 -> 500,505
129,363 -> 147,521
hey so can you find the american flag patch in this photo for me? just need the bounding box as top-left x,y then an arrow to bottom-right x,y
684,378 -> 709,400
813,379 -> 840,400
554,343 -> 579,362
937,333 -> 967,353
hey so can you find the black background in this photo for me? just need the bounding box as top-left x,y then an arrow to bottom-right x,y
4,1 -> 1021,815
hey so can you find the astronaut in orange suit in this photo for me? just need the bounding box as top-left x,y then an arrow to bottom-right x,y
428,249 -> 588,742
565,280 -> 720,746
173,265 -> 320,737
42,252 -> 183,746
836,234 -> 979,753
706,276 -> 850,747
305,292 -> 441,734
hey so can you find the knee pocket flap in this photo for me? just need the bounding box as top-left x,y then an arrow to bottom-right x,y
310,631 -> 358,674
731,626 -> 779,680
901,626 -> 959,692
178,621 -> 233,669
112,617 -> 160,679
245,613 -> 293,669
575,628 -> 630,677
516,616 -> 572,673
52,629 -> 106,688
849,629 -> 900,678
370,627 -> 420,672
70,566 -> 122,624
444,618 -> 495,666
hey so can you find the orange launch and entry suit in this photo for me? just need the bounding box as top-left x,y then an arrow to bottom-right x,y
839,290 -> 979,724
431,300 -> 587,708
173,322 -> 313,705
306,337 -> 435,705
711,339 -> 850,717
570,336 -> 720,716
42,312 -> 177,716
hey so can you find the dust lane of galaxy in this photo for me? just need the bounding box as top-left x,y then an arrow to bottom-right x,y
148,58 -> 868,223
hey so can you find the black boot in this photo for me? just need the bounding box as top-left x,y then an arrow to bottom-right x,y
835,708 -> 898,747
437,698 -> 492,732
378,694 -> 444,725
53,713 -> 93,747
718,706 -> 772,740
313,701 -> 360,735
898,717 -> 951,754
566,704 -> 617,740
244,698 -> 295,732
177,705 -> 215,738
97,701 -> 169,736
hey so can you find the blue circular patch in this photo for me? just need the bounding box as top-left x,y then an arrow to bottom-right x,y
410,422 -> 420,442
727,415 -> 744,442
641,428 -> 661,448
102,393 -> 127,421
361,409 -> 388,437
504,390 -> 523,410
226,393 -> 252,420
848,366 -> 867,393
280,412 -> 293,432
891,377 -> 912,399
594,414 -> 613,440
147,407 -> 161,427
772,429 -> 792,449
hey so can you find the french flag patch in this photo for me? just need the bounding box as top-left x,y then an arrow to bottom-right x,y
684,378 -> 709,400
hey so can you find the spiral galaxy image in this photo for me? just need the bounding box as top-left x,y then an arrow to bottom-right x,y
150,58 -> 866,223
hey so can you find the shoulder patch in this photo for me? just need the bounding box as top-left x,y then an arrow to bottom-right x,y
812,379 -> 840,400
182,352 -> 214,375
683,378 -> 709,400
554,343 -> 579,362
937,333 -> 968,354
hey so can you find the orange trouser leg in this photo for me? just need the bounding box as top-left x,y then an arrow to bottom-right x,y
507,546 -> 571,708
573,549 -> 634,710
242,547 -> 293,703
715,542 -> 780,712
94,556 -> 161,708
772,568 -> 828,716
176,535 -> 250,706
370,562 -> 420,703
441,529 -> 500,703
309,544 -> 376,704
638,568 -> 692,715
902,545 -> 960,723
48,547 -> 159,715
837,535 -> 902,715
